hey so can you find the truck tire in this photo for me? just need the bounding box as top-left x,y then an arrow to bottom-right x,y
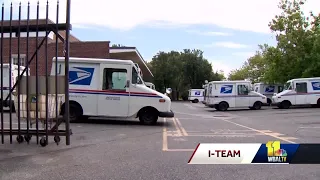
9,104 -> 15,113
192,99 -> 199,103
139,108 -> 158,125
252,101 -> 262,110
280,100 -> 291,109
218,102 -> 228,111
65,103 -> 83,123
70,104 -> 82,123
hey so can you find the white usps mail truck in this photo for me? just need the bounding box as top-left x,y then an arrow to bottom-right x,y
272,77 -> 320,109
206,80 -> 267,111
51,57 -> 174,125
188,89 -> 204,103
253,83 -> 284,105
0,64 -> 30,111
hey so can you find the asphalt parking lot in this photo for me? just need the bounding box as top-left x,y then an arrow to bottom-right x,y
0,102 -> 320,180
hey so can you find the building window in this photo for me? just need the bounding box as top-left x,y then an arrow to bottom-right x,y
11,54 -> 27,66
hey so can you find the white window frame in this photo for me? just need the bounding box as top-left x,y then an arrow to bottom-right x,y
11,54 -> 27,66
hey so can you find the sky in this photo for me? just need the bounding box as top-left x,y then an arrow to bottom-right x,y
2,0 -> 320,77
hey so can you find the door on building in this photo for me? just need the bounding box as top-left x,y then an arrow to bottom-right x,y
98,64 -> 130,117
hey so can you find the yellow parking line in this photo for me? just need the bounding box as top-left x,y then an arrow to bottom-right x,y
172,117 -> 182,136
167,149 -> 194,152
162,118 -> 168,151
221,119 -> 297,144
175,118 -> 188,136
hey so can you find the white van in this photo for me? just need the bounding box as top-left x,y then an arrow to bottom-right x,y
0,64 -> 29,111
272,77 -> 320,109
188,89 -> 204,103
51,57 -> 174,125
206,80 -> 267,111
145,82 -> 155,90
253,83 -> 284,105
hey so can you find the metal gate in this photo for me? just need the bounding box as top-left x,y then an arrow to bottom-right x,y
0,1 -> 71,147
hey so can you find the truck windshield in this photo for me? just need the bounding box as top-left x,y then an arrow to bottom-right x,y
284,82 -> 292,90
132,67 -> 143,84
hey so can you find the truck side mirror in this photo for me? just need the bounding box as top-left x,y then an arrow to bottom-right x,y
166,88 -> 172,94
126,80 -> 130,88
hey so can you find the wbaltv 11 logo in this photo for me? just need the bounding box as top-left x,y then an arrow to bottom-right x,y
266,141 -> 287,163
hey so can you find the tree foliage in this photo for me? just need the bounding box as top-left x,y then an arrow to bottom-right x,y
149,49 -> 224,100
228,0 -> 320,84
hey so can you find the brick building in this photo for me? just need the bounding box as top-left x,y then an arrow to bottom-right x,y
0,19 -> 153,81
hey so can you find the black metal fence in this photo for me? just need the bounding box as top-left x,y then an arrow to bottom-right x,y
0,1 -> 71,147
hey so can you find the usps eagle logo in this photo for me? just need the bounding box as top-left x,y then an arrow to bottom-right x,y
312,82 -> 320,90
265,86 -> 275,93
69,67 -> 95,85
220,85 -> 233,94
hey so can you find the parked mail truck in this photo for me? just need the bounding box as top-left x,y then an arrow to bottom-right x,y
0,64 -> 30,111
51,57 -> 174,125
206,80 -> 267,111
188,89 -> 204,103
253,83 -> 284,105
272,77 -> 320,109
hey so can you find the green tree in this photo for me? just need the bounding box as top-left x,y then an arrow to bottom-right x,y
266,0 -> 320,83
228,66 -> 249,81
149,49 -> 223,100
229,0 -> 320,84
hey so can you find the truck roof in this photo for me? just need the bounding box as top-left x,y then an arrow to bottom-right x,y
208,80 -> 250,84
254,82 -> 283,86
288,77 -> 320,82
53,57 -> 135,66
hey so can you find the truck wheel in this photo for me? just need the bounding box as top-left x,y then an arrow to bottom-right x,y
139,108 -> 158,125
218,102 -> 228,111
192,99 -> 199,103
281,101 -> 291,109
252,101 -> 262,110
317,99 -> 320,107
68,104 -> 82,123
10,104 -> 15,113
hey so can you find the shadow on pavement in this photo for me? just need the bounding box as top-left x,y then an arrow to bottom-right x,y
204,108 -> 267,113
75,118 -> 172,128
